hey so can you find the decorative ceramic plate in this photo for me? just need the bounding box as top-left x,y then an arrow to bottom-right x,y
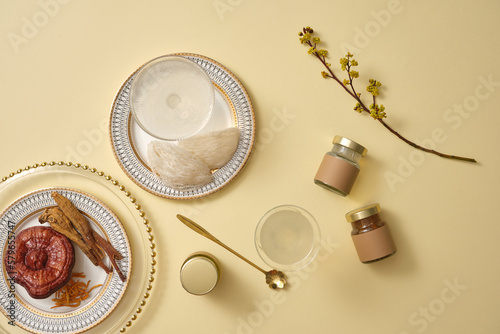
0,162 -> 156,334
110,53 -> 255,200
0,188 -> 131,334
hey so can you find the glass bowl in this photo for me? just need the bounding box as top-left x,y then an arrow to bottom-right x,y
255,205 -> 321,272
129,55 -> 214,141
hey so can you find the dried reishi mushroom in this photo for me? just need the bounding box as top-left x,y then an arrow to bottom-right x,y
5,226 -> 75,299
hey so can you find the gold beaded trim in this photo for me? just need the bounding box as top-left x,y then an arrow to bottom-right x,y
1,161 -> 156,333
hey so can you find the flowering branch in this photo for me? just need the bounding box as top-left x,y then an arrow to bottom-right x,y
299,27 -> 477,163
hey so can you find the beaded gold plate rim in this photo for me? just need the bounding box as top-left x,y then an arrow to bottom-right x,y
0,161 -> 156,334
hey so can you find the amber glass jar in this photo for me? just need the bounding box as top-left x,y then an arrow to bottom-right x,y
345,203 -> 396,263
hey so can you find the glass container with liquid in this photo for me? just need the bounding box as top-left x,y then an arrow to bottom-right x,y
130,55 -> 214,141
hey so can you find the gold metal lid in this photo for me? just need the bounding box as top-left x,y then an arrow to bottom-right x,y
345,203 -> 381,223
180,252 -> 220,295
332,136 -> 367,156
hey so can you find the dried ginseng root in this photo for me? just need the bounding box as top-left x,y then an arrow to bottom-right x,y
39,207 -> 103,268
49,192 -> 126,282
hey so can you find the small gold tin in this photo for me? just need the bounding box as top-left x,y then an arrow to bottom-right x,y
180,252 -> 220,295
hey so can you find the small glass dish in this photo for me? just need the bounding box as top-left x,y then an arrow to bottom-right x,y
255,205 -> 321,272
129,55 -> 214,141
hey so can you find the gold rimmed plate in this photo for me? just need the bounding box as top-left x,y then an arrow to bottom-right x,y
0,188 -> 131,333
0,162 -> 156,334
110,53 -> 255,200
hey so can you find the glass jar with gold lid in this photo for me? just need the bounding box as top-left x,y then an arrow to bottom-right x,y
345,203 -> 397,263
314,135 -> 367,196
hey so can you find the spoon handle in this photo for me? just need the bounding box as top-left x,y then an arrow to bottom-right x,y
176,214 -> 266,274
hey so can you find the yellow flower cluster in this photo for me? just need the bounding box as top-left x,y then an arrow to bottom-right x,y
299,27 -> 388,120
298,26 -> 314,44
353,102 -> 363,113
340,53 -> 359,82
369,103 -> 387,119
317,49 -> 328,57
339,52 -> 355,71
306,47 -> 327,57
367,79 -> 382,96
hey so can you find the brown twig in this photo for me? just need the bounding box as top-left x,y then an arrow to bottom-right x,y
300,27 -> 477,163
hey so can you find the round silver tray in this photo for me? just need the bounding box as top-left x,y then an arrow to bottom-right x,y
110,53 -> 255,200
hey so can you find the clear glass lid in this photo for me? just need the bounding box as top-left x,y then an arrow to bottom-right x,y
129,55 -> 215,141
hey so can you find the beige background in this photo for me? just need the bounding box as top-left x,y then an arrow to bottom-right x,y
1,0 -> 499,333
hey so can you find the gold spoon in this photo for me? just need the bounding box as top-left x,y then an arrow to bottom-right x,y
176,214 -> 286,289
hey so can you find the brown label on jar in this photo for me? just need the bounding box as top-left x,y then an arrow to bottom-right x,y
314,154 -> 360,195
351,224 -> 397,262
